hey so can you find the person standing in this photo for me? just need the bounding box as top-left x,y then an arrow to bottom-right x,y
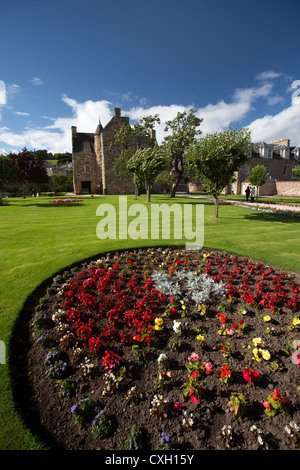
250,186 -> 255,203
245,186 -> 250,202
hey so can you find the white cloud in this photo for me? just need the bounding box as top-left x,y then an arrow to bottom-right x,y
7,84 -> 21,97
255,71 -> 282,81
0,95 -> 115,153
15,111 -> 31,116
247,96 -> 300,146
0,80 -> 6,106
30,77 -> 43,86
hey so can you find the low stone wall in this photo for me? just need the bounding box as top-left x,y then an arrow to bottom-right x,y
189,180 -> 300,197
275,181 -> 300,196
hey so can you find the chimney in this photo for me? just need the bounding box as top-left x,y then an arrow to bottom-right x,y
114,108 -> 121,117
71,126 -> 77,136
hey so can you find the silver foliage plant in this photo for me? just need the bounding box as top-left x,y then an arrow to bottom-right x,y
151,270 -> 227,305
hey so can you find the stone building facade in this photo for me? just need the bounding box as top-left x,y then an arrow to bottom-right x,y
72,108 -> 151,195
233,138 -> 299,195
189,137 -> 300,196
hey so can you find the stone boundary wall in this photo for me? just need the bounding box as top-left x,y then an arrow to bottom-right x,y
189,180 -> 300,197
275,181 -> 300,196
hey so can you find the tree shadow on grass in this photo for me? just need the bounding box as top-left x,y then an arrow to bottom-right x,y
242,209 -> 300,224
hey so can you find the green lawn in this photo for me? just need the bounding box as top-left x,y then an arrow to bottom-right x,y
1,194 -> 299,449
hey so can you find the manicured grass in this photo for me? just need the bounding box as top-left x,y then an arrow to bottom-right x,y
0,194 -> 299,450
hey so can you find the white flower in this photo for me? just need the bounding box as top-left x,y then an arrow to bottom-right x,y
173,320 -> 181,334
158,353 -> 167,363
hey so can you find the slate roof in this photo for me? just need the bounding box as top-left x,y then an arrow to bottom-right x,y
72,133 -> 95,153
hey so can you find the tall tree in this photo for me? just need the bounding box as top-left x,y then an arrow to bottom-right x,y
162,109 -> 202,197
10,148 -> 48,198
248,165 -> 268,200
111,114 -> 160,199
126,147 -> 166,202
187,127 -> 252,217
0,155 -> 17,205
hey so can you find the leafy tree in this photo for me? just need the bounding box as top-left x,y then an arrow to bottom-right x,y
10,148 -> 48,198
111,114 -> 160,199
187,127 -> 252,217
248,165 -> 268,200
162,109 -> 202,197
126,146 -> 166,202
292,165 -> 300,180
52,172 -> 73,193
0,155 -> 17,205
154,171 -> 175,195
54,152 -> 72,165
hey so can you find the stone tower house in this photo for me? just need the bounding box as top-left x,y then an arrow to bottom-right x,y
72,108 -> 145,195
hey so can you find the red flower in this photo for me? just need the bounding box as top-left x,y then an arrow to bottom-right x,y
173,402 -> 183,411
242,367 -> 259,383
219,363 -> 231,378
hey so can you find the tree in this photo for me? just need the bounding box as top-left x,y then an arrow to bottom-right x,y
126,147 -> 166,202
111,114 -> 160,199
187,127 -> 252,217
248,165 -> 268,200
52,172 -> 73,193
0,155 -> 17,205
292,165 -> 300,180
162,109 -> 202,197
10,148 -> 48,197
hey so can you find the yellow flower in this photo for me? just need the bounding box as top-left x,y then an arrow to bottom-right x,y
253,337 -> 262,346
197,334 -> 204,342
252,348 -> 261,362
292,317 -> 300,326
154,325 -> 161,331
181,305 -> 186,310
261,349 -> 271,360
263,315 -> 271,322
155,318 -> 163,326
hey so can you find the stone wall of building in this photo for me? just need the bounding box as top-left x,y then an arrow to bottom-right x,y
100,109 -> 135,195
275,181 -> 300,196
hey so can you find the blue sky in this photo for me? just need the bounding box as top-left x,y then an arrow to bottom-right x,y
1,0 -> 300,154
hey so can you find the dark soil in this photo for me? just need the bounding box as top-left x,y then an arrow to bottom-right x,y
9,247 -> 300,451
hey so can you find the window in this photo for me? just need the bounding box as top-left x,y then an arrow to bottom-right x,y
245,165 -> 250,176
280,148 -> 289,159
267,148 -> 273,158
85,166 -> 91,173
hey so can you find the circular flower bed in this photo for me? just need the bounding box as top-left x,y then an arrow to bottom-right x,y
28,247 -> 300,450
50,198 -> 83,204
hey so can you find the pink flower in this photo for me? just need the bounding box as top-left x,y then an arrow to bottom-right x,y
203,362 -> 212,374
263,401 -> 270,411
191,371 -> 199,378
173,402 -> 183,411
292,351 -> 300,365
188,352 -> 199,362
